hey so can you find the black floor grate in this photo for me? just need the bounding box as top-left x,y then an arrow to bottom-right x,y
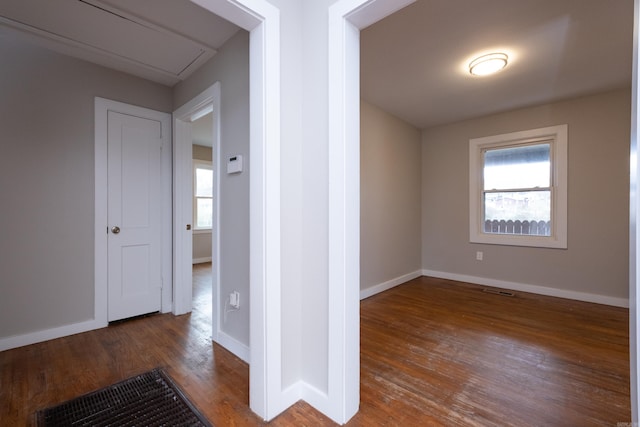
36,369 -> 212,426
482,288 -> 515,297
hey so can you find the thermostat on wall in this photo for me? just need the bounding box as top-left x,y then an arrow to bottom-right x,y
227,155 -> 243,174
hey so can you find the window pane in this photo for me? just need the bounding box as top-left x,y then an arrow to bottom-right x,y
195,168 -> 213,197
484,191 -> 550,236
196,198 -> 213,228
484,143 -> 550,190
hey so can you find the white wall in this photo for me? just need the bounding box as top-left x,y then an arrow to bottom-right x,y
299,0 -> 333,395
271,0 -> 304,393
0,33 -> 172,339
422,89 -> 631,303
173,30 -> 251,346
360,100 -> 422,294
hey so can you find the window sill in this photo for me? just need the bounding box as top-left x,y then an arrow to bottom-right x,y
470,232 -> 567,249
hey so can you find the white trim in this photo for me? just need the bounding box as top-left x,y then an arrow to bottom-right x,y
247,6 -> 283,420
281,382 -> 302,407
173,83 -> 220,325
173,119 -> 194,315
217,330 -> 251,363
277,380 -> 337,419
193,257 -> 213,264
469,124 -> 568,249
160,109 -> 173,314
278,381 -> 333,419
94,97 -> 173,325
95,98 -> 109,327
301,382 -> 332,416
173,82 -> 220,116
327,0 -> 415,423
328,6 -> 360,423
359,270 -> 422,300
188,0 -> 282,421
278,381 -> 331,416
630,0 -> 640,422
422,269 -> 629,308
0,318 -> 104,352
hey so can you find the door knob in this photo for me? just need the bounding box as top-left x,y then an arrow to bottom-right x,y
111,226 -> 121,234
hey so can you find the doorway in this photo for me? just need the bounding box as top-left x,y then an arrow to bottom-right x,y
192,112 -> 215,331
338,0 -> 640,420
173,83 -> 221,343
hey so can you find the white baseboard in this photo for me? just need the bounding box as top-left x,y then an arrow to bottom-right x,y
278,381 -> 335,422
0,318 -> 107,352
360,270 -> 422,300
300,382 -> 332,422
422,269 -> 629,308
214,330 -> 250,363
278,380 -> 346,425
279,382 -> 303,417
281,381 -> 302,402
192,257 -> 212,264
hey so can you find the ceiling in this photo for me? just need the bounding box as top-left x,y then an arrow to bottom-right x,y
193,112 -> 213,147
0,0 -> 240,86
361,0 -> 634,129
0,1 -> 633,128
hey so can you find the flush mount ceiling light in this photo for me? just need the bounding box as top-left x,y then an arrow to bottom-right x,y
469,52 -> 508,76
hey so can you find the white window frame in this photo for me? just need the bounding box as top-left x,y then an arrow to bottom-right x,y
469,124 -> 568,249
193,159 -> 213,232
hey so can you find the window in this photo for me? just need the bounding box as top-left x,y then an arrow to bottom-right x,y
193,160 -> 213,230
469,125 -> 567,248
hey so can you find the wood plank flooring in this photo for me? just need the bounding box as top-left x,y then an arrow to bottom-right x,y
352,278 -> 630,426
0,267 -> 630,425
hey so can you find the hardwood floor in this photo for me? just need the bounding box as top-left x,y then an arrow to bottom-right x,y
0,269 -> 630,426
352,278 -> 630,426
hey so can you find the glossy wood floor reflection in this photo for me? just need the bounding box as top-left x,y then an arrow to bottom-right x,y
0,271 -> 630,425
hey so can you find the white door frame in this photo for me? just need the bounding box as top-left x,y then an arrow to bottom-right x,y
172,83 -> 221,339
94,97 -> 173,325
326,0 -> 415,422
630,0 -> 639,422
189,0 -> 281,420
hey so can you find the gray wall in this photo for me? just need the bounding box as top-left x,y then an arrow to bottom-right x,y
192,144 -> 213,262
360,101 -> 422,291
422,89 -> 630,299
0,34 -> 172,338
173,30 -> 250,346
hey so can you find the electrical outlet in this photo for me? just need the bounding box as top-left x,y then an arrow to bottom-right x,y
476,251 -> 483,261
229,291 -> 240,309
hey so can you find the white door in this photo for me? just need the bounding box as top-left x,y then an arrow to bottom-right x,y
107,111 -> 163,321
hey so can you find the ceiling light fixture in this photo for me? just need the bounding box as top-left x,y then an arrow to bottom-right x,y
469,53 -> 508,76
